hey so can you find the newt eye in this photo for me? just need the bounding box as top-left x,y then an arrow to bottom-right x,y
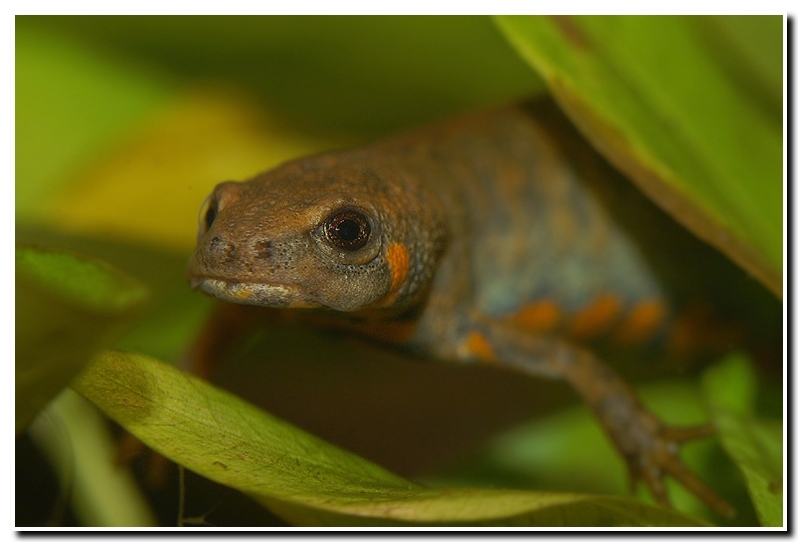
323,208 -> 371,251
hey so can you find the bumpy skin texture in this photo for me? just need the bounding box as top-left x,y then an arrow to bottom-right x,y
188,97 -> 778,518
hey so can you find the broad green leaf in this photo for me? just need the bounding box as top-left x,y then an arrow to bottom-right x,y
72,350 -> 708,526
695,17 -> 781,122
16,246 -> 149,434
495,16 -> 782,296
703,356 -> 784,527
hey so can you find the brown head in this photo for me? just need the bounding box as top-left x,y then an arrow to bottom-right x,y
188,152 -> 448,312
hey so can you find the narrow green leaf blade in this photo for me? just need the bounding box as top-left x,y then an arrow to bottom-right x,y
16,246 -> 149,434
29,390 -> 157,526
72,350 -> 707,526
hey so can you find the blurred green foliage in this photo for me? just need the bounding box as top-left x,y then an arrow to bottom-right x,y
15,20 -> 173,220
23,16 -> 544,136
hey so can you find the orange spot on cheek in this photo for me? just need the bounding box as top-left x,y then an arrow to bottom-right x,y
614,299 -> 668,345
568,294 -> 623,340
510,299 -> 561,333
466,332 -> 496,363
386,243 -> 410,294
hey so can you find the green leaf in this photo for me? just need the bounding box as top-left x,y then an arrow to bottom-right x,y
711,413 -> 783,528
72,350 -> 708,526
703,355 -> 783,527
16,246 -> 149,435
494,16 -> 782,296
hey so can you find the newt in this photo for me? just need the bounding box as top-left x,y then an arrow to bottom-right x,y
187,97 -> 780,518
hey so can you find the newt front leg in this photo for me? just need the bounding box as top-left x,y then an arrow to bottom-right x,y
466,321 -> 735,518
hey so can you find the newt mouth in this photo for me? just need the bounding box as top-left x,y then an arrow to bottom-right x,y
190,277 -> 321,308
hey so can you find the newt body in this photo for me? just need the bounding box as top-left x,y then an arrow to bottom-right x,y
188,98 -> 778,517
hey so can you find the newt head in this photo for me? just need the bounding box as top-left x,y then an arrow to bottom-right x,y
188,155 -> 447,312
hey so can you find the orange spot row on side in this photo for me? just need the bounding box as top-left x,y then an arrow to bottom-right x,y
509,299 -> 562,334
466,332 -> 497,363
613,299 -> 668,346
568,294 -> 623,341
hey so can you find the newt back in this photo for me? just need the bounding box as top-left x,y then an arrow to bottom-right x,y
346,98 -> 780,363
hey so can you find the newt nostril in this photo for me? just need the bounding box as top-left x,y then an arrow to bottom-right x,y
208,235 -> 237,263
254,239 -> 272,262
